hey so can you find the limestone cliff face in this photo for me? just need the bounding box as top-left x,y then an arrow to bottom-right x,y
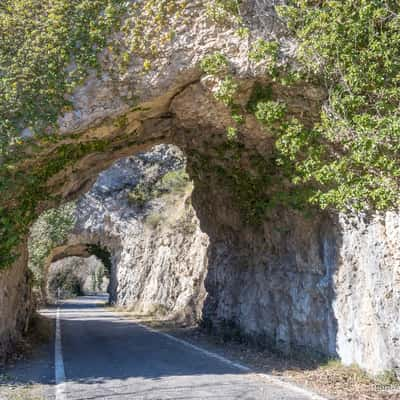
192,165 -> 400,375
0,0 -> 316,363
66,145 -> 209,323
0,245 -> 32,364
334,214 -> 400,374
201,207 -> 400,374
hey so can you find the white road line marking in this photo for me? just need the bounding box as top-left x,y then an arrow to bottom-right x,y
134,321 -> 329,400
55,307 -> 67,400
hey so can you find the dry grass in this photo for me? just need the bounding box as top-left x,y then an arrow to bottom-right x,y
0,382 -> 44,400
112,303 -> 171,319
114,313 -> 400,400
17,314 -> 53,357
1,313 -> 53,370
285,361 -> 399,400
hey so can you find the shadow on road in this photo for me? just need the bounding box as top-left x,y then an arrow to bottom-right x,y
1,296 -> 248,390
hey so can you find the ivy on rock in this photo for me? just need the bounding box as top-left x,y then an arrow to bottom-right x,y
201,0 -> 400,213
0,0 -> 126,156
275,0 -> 400,211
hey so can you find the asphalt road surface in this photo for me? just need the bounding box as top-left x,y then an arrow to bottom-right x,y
0,297 -> 325,400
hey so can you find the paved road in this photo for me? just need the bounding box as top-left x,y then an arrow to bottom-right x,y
1,297 -> 323,400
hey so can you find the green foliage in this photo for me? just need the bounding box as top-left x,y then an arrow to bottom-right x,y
28,203 -> 76,284
48,270 -> 82,298
0,138 -> 110,269
247,38 -> 302,85
156,169 -> 190,194
199,52 -> 244,136
249,39 -> 279,63
1,0 -> 399,276
231,108 -> 244,125
122,0 -> 188,68
189,144 -> 310,225
249,39 -> 279,76
141,169 -> 190,229
0,0 -> 127,267
226,126 -> 238,141
206,2 -> 400,213
246,83 -> 273,113
214,76 -> 239,106
0,0 -> 126,156
113,115 -> 129,129
205,0 -> 242,25
275,0 -> 400,211
128,169 -> 190,207
254,101 -> 287,126
200,53 -> 229,75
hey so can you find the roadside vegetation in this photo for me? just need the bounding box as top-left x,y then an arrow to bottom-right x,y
48,270 -> 83,299
28,203 -> 76,295
200,0 -> 400,213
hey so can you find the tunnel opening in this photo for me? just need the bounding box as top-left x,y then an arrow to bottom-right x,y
47,255 -> 110,301
2,125 -> 399,381
27,145 -> 210,325
22,142 -> 342,365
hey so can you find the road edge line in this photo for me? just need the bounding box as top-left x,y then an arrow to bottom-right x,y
132,320 -> 329,400
55,307 -> 67,400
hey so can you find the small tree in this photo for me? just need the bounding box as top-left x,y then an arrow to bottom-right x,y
48,271 -> 82,299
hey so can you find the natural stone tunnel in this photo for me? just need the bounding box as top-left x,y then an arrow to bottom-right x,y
47,255 -> 109,300
3,142 -> 399,377
42,244 -> 111,301
1,79 -> 399,376
0,0 -> 399,379
32,145 -> 209,321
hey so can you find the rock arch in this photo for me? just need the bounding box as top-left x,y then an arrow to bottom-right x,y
1,1 -> 399,376
34,146 -> 209,320
43,243 -> 112,301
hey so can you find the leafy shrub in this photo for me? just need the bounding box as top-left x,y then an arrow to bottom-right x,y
157,169 -> 190,194
249,38 -> 279,75
123,0 -> 188,67
214,76 -> 239,106
254,101 -> 287,126
128,169 -> 190,209
205,0 -> 242,25
0,0 -> 126,156
48,271 -> 82,299
28,203 -> 76,285
274,0 -> 400,211
200,53 -> 229,75
200,1 -> 400,213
